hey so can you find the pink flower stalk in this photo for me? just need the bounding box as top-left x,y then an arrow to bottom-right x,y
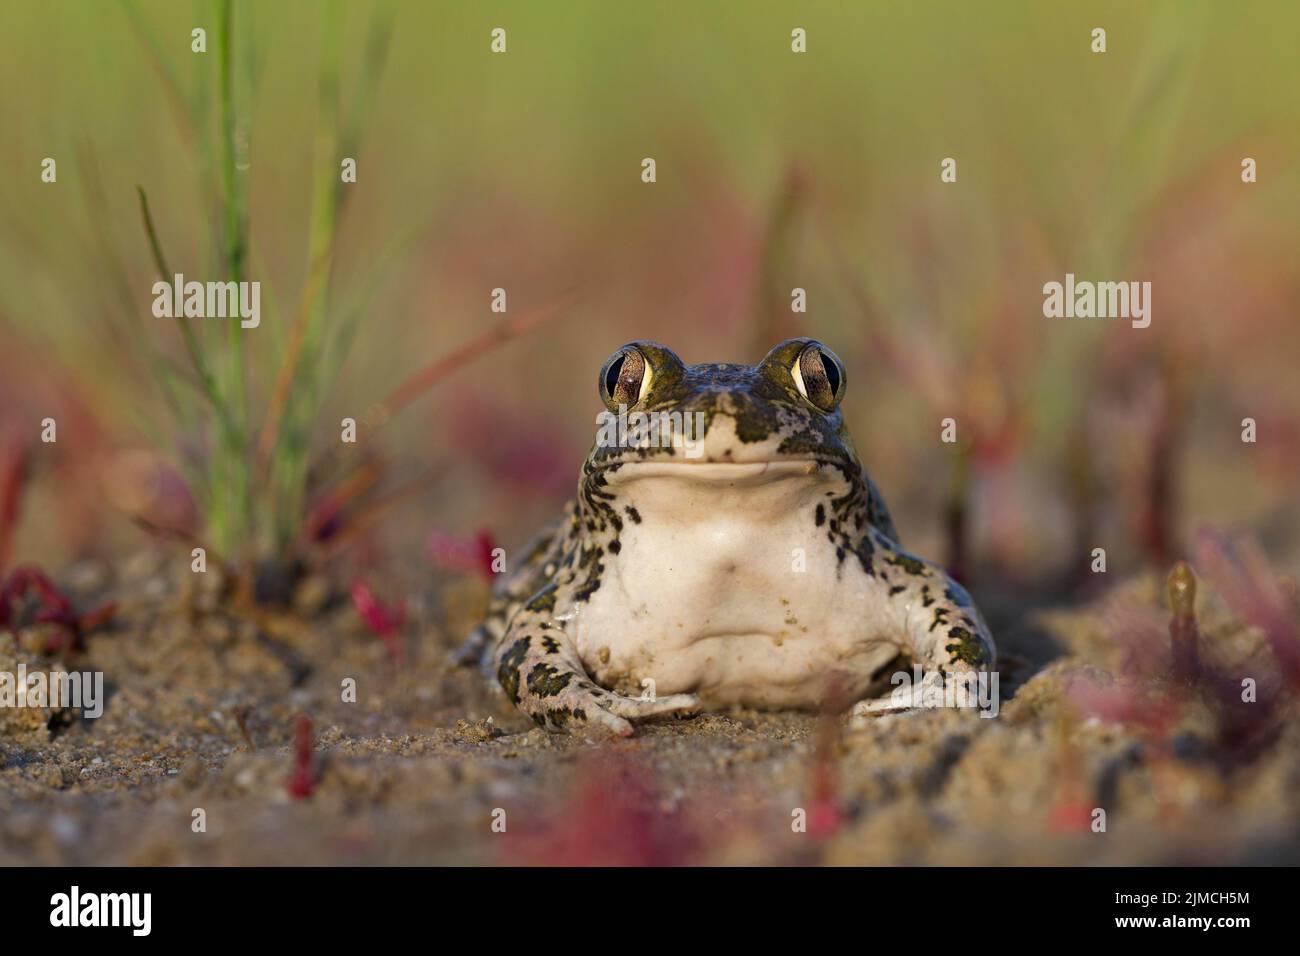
349,578 -> 406,662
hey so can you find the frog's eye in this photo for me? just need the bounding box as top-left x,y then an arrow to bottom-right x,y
599,345 -> 650,411
792,343 -> 845,412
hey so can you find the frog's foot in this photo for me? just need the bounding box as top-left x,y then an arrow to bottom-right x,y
496,627 -> 699,737
595,688 -> 702,736
848,664 -> 987,723
523,678 -> 700,738
870,531 -> 997,673
848,666 -> 946,720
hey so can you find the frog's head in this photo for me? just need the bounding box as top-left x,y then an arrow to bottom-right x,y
583,338 -> 862,490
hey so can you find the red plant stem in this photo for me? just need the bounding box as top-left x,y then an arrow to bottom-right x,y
362,291 -> 578,439
476,530 -> 498,582
288,715 -> 316,799
0,440 -> 31,573
349,579 -> 404,662
807,679 -> 848,842
0,564 -> 117,654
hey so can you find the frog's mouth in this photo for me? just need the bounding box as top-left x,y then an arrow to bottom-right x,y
599,458 -> 849,486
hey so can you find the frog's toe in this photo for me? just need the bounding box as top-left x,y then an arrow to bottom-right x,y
848,668 -> 945,721
603,691 -> 701,721
850,696 -> 909,719
559,689 -> 699,739
523,681 -> 700,738
580,703 -> 636,739
520,681 -> 636,738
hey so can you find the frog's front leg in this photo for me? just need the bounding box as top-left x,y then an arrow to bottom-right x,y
851,529 -> 996,718
494,605 -> 699,738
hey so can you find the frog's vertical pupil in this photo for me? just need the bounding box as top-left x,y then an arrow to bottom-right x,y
821,351 -> 841,395
605,355 -> 626,398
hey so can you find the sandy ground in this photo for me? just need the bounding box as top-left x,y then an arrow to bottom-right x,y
1,549 -> 1298,866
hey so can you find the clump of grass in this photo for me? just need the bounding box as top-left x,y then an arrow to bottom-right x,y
127,0 -> 365,564
120,1 -> 567,597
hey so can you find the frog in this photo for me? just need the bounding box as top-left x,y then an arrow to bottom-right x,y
462,338 -> 995,737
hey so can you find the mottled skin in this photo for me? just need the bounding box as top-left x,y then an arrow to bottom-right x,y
465,339 -> 995,737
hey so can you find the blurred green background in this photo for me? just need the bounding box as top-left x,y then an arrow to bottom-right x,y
1,0 -> 1297,587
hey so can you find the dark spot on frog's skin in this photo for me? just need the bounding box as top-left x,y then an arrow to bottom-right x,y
527,663 -> 573,697
572,545 -> 606,602
853,535 -> 875,576
921,585 -> 935,608
497,636 -> 531,704
546,707 -> 574,728
541,635 -> 561,654
815,504 -> 825,527
625,506 -> 642,524
525,582 -> 558,613
888,585 -> 905,595
887,553 -> 928,576
929,607 -> 950,632
609,539 -> 621,555
946,626 -> 989,666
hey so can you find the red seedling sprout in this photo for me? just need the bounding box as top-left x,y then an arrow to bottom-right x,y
1060,568 -> 1200,828
349,578 -> 406,662
1195,530 -> 1300,691
426,527 -> 498,582
510,758 -> 707,866
0,435 -> 115,655
475,530 -> 498,580
1048,709 -> 1093,834
287,714 -> 316,800
806,676 -> 849,842
1063,675 -> 1183,826
0,564 -> 117,655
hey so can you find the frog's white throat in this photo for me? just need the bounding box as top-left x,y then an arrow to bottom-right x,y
574,459 -> 891,709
